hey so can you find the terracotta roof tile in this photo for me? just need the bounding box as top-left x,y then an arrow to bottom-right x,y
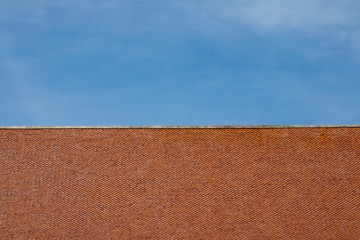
1,126 -> 360,239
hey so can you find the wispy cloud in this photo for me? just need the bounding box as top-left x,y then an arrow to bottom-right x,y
174,0 -> 358,30
230,0 -> 356,30
176,0 -> 360,55
1,0 -> 359,32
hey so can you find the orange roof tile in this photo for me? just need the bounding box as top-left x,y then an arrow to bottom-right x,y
1,126 -> 360,239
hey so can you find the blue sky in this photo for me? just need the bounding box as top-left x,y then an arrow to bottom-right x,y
1,0 -> 359,126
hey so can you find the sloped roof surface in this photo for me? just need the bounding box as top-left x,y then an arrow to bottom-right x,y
1,126 -> 360,239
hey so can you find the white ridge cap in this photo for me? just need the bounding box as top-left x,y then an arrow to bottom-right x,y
0,125 -> 359,129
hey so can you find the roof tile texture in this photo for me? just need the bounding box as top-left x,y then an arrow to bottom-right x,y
1,127 -> 360,239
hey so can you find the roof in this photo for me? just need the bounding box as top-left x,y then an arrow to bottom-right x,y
0,124 -> 360,129
1,126 -> 360,239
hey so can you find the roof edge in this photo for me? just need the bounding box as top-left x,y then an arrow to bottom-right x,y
0,125 -> 360,129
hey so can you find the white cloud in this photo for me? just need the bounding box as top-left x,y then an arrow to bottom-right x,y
238,0 -> 360,59
175,0 -> 360,59
1,0 -> 358,31
230,0 -> 355,31
175,0 -> 358,31
1,0 -> 359,59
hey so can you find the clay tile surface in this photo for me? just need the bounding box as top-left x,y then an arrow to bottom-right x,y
1,126 -> 360,239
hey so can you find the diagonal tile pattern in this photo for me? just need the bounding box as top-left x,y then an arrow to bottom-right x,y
1,127 -> 360,239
